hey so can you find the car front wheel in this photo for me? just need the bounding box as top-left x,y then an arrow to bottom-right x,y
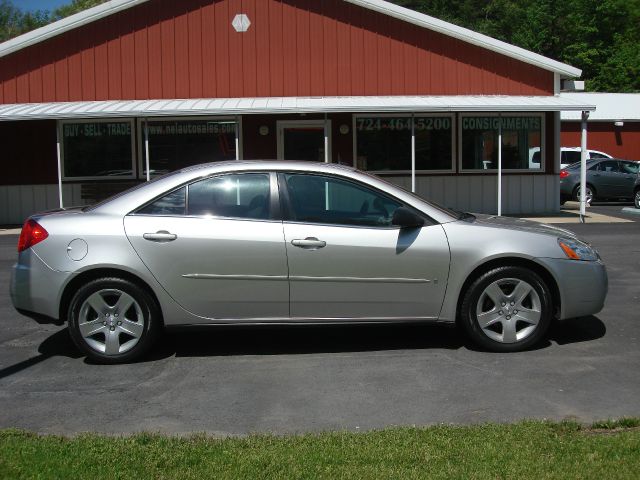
68,277 -> 160,364
634,190 -> 640,209
460,266 -> 553,352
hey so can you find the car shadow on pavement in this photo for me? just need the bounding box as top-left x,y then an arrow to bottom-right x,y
0,329 -> 81,380
548,315 -> 606,345
0,316 -> 608,376
149,323 -> 468,360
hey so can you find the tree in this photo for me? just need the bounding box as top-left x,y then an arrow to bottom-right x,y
0,0 -> 106,42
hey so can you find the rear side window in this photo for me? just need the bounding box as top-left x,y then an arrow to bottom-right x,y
136,173 -> 271,219
589,152 -> 608,159
596,160 -> 620,173
187,173 -> 270,219
137,187 -> 186,215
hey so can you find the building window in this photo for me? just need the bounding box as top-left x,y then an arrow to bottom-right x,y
354,115 -> 454,173
61,120 -> 135,179
140,118 -> 237,177
460,115 -> 543,171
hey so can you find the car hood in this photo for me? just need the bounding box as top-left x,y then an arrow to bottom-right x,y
463,213 -> 578,239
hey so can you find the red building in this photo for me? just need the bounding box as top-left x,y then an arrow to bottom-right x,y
561,93 -> 640,161
0,0 -> 593,224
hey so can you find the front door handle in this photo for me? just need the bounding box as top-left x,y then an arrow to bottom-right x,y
143,231 -> 178,242
291,237 -> 326,249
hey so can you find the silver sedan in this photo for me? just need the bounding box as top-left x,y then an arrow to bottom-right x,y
10,161 -> 608,363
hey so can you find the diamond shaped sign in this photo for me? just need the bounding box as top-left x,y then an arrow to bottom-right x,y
232,14 -> 251,33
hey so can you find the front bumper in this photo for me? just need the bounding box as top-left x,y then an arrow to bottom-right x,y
10,249 -> 70,321
538,257 -> 608,320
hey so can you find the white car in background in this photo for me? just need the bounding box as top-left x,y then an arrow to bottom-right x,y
529,147 -> 613,170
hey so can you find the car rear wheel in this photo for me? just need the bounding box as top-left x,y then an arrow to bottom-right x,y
634,190 -> 640,209
573,184 -> 595,204
68,277 -> 160,364
460,266 -> 553,352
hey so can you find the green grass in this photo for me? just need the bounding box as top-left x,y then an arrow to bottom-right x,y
1,420 -> 639,479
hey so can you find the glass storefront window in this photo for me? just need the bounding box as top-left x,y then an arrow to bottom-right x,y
355,116 -> 453,172
143,119 -> 237,176
414,116 -> 453,171
62,121 -> 134,179
461,116 -> 543,171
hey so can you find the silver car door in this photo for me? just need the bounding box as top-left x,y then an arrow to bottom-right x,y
279,172 -> 450,320
124,172 -> 289,320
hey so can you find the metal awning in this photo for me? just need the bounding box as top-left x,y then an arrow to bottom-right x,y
0,95 -> 595,121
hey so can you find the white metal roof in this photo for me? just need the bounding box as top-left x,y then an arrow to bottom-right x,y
0,96 -> 595,121
0,0 -> 581,78
560,93 -> 640,121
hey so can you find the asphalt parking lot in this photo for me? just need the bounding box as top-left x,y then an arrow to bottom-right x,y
0,207 -> 639,436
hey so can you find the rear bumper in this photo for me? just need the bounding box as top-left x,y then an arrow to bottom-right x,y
538,257 -> 608,320
10,250 -> 70,321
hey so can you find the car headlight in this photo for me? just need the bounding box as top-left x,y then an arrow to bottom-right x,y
557,238 -> 599,261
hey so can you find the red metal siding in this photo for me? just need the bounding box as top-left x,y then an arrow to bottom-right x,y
562,122 -> 640,161
0,0 -> 555,104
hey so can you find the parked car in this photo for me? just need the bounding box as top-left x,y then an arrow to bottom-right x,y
11,161 -> 608,363
560,158 -> 639,205
528,147 -> 612,170
560,147 -> 613,169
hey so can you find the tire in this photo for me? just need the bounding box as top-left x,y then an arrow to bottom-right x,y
635,189 -> 640,209
459,266 -> 553,352
573,184 -> 595,204
68,277 -> 160,364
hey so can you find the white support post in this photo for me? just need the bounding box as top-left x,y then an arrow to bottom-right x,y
411,113 -> 416,193
324,113 -> 329,163
56,121 -> 63,208
144,119 -> 150,182
497,115 -> 502,216
235,116 -> 240,160
579,111 -> 589,222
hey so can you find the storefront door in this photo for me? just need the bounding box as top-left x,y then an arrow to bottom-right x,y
277,120 -> 331,162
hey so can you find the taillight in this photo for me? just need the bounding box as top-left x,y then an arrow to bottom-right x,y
18,219 -> 49,253
559,170 -> 570,178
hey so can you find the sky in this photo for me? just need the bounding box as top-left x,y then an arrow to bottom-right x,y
13,0 -> 72,11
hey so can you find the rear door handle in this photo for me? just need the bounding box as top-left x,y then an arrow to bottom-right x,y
143,231 -> 177,242
291,237 -> 326,249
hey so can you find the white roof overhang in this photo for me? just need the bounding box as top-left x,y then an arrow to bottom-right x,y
0,96 -> 596,121
0,0 -> 581,78
560,93 -> 640,121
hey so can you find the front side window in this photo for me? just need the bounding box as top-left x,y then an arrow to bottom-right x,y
621,161 -> 639,174
461,116 -> 542,171
62,121 -> 134,178
355,116 -> 453,171
283,173 -> 402,227
143,119 -> 237,176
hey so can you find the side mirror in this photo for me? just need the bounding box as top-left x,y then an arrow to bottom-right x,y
392,207 -> 425,229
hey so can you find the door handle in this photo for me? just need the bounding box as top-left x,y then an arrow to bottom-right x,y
143,231 -> 177,242
291,237 -> 326,249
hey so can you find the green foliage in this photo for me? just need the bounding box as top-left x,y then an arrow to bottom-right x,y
0,0 -> 106,42
390,0 -> 640,92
